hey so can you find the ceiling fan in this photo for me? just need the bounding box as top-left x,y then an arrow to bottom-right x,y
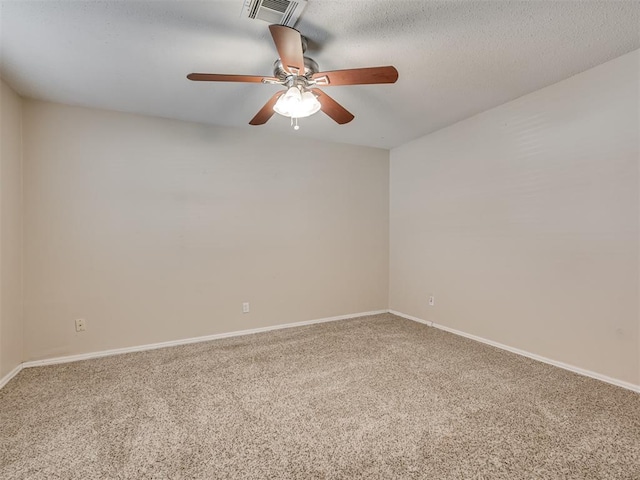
187,25 -> 399,129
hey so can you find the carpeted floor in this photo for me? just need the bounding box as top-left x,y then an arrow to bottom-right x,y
1,314 -> 639,479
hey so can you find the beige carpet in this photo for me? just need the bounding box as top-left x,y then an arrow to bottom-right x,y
1,314 -> 639,479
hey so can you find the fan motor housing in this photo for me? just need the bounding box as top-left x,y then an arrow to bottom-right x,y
273,57 -> 319,81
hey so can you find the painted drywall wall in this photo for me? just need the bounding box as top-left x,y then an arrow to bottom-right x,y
22,101 -> 389,361
0,79 -> 24,378
390,50 -> 640,385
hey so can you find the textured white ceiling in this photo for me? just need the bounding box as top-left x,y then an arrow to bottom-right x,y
1,1 -> 639,149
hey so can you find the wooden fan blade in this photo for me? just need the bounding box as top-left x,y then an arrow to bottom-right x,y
312,66 -> 398,86
311,89 -> 354,125
187,73 -> 278,83
249,91 -> 284,125
269,25 -> 305,74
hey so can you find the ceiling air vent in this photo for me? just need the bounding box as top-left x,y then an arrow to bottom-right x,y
242,0 -> 308,27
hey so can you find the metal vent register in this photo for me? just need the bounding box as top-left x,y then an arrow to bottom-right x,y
242,0 -> 308,27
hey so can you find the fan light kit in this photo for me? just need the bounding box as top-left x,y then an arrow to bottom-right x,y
187,24 -> 399,129
273,86 -> 321,130
273,87 -> 321,118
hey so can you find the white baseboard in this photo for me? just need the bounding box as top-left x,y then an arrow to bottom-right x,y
389,310 -> 433,327
20,310 -> 388,370
9,309 -> 639,395
390,310 -> 640,394
0,364 -> 23,390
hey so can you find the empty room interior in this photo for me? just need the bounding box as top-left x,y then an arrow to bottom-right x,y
1,1 -> 639,478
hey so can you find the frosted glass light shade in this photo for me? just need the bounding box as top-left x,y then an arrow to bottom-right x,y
273,87 -> 321,118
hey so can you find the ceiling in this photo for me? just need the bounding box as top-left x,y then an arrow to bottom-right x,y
1,1 -> 638,149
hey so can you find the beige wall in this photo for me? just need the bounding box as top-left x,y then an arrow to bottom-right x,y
390,50 -> 640,385
22,101 -> 389,361
0,79 -> 24,378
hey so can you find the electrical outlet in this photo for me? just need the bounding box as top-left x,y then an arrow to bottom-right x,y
428,296 -> 435,306
242,302 -> 250,313
75,318 -> 86,332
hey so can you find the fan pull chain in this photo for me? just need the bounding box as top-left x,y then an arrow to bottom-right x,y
291,117 -> 300,130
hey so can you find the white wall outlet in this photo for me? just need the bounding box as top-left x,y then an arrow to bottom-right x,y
75,318 -> 86,332
242,302 -> 250,313
428,296 -> 435,306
